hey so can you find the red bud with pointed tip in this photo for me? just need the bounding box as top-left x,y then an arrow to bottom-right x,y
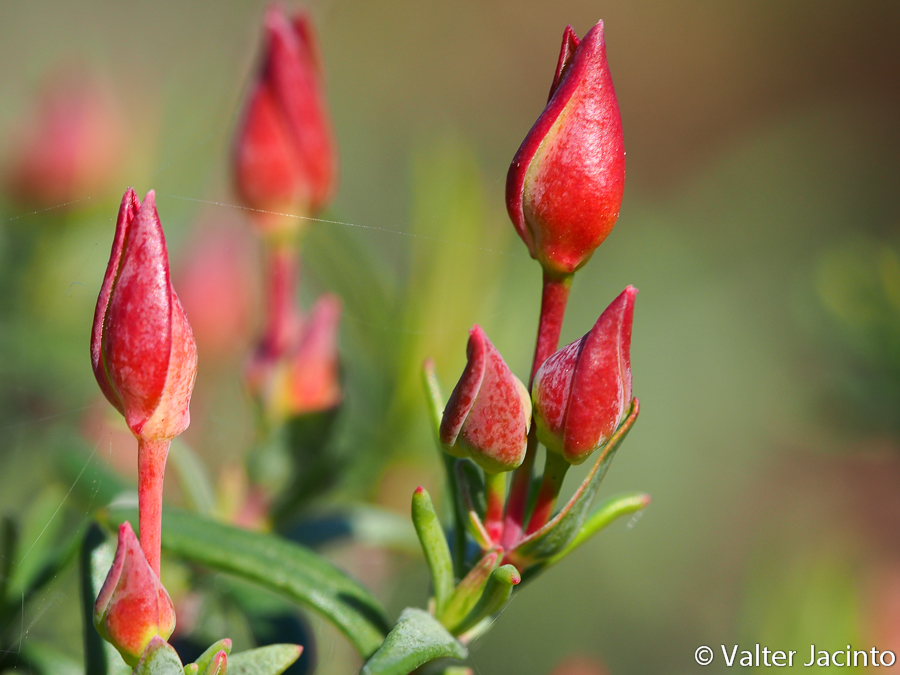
532,286 -> 635,465
93,522 -> 176,666
440,326 -> 531,473
506,21 -> 625,276
233,6 -> 336,228
91,188 -> 198,443
246,293 -> 342,426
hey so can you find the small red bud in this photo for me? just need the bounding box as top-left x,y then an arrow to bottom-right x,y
233,6 -> 337,228
506,21 -> 625,276
246,293 -> 342,425
440,326 -> 531,473
91,189 -> 198,443
93,522 -> 176,666
532,287 -> 635,465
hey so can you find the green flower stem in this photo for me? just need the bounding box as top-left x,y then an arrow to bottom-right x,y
259,240 -> 300,360
525,451 -> 570,536
411,488 -> 455,618
502,271 -> 572,548
483,471 -> 506,544
137,438 -> 171,577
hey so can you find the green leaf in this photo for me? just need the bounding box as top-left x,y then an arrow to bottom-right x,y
509,401 -> 640,568
19,639 -> 83,675
227,645 -> 303,675
545,492 -> 651,566
411,488 -> 455,617
360,608 -> 467,675
133,637 -> 184,675
452,565 -> 519,636
81,523 -> 132,675
439,550 -> 498,630
104,507 -> 390,658
169,440 -> 216,516
192,639 -> 233,674
453,460 -> 490,550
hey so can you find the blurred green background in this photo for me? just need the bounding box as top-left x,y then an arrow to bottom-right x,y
2,1 -> 900,673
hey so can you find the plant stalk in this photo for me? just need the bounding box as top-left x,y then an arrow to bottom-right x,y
137,438 -> 171,577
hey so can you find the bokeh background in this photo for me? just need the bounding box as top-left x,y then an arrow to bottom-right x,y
2,1 -> 900,673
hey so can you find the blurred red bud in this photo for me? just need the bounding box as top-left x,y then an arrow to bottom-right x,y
233,6 -> 337,228
3,72 -> 123,207
506,21 -> 625,276
93,522 -> 176,666
440,326 -> 531,473
176,221 -> 257,362
91,188 -> 198,443
247,293 -> 342,425
532,286 -> 635,465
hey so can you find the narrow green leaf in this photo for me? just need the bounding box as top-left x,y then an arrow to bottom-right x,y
546,492 -> 651,566
510,401 -> 639,567
453,460 -> 490,550
81,523 -> 131,675
421,359 -> 444,446
439,550 -> 498,630
133,637 -> 184,674
105,507 -> 389,658
184,665 -> 200,675
169,439 -> 216,516
192,639 -> 233,674
227,645 -> 303,675
20,639 -> 82,675
452,565 -> 520,636
360,608 -> 467,675
411,488 -> 455,617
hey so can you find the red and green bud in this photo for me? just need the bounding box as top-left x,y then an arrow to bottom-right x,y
93,522 -> 176,666
440,326 -> 531,473
246,293 -> 342,426
91,188 -> 198,444
532,286 -> 635,465
233,6 -> 337,229
506,21 -> 625,276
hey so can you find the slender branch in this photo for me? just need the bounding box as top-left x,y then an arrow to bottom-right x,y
137,438 -> 171,577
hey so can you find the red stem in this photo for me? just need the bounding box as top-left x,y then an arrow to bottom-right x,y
525,451 -> 570,535
484,471 -> 506,544
260,242 -> 300,359
137,438 -> 171,578
501,271 -> 572,548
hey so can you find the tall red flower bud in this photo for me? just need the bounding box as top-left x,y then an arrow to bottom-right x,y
506,21 -> 625,277
91,189 -> 198,444
91,188 -> 197,576
440,326 -> 531,474
93,522 -> 176,666
233,6 -> 337,229
532,286 -> 635,465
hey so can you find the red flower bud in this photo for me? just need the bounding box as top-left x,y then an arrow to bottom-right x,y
3,72 -> 123,207
233,7 -> 337,226
532,286 -> 635,465
440,326 -> 531,473
91,188 -> 198,443
506,21 -> 625,276
246,293 -> 342,425
93,522 -> 176,666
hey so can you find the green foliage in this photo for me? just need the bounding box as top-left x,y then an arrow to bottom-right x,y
360,608 -> 467,675
103,507 -> 390,658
